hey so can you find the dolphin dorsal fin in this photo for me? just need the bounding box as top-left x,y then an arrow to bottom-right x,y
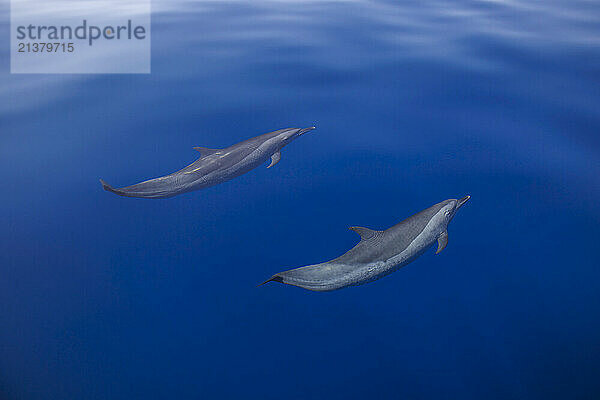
193,147 -> 221,157
349,226 -> 378,241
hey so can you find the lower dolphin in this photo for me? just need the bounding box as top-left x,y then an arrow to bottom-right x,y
260,196 -> 470,291
100,126 -> 315,199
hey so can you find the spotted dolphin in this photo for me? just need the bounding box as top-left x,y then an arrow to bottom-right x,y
260,196 -> 470,291
100,127 -> 316,199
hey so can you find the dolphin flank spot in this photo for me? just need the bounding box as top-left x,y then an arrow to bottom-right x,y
260,196 -> 470,291
100,126 -> 316,199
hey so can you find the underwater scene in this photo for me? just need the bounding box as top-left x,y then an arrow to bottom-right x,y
1,0 -> 600,399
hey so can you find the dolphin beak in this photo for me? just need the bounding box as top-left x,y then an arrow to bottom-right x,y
457,195 -> 471,209
297,126 -> 316,135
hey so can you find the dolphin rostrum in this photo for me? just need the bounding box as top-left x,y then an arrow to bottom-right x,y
260,196 -> 470,291
100,127 -> 316,198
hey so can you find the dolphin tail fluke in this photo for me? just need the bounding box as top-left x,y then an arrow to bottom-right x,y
100,179 -> 113,191
100,179 -> 125,196
258,275 -> 284,287
99,179 -> 175,199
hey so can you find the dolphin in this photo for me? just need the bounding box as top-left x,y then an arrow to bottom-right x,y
100,127 -> 316,198
260,196 -> 470,292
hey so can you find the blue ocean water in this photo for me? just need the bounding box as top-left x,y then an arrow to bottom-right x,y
1,0 -> 600,399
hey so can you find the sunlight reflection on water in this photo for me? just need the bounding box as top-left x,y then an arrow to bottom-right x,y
2,0 -> 599,109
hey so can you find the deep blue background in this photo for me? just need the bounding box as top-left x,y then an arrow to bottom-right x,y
1,1 -> 600,399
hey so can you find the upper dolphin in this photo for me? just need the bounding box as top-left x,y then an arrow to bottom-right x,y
260,196 -> 470,291
100,127 -> 316,199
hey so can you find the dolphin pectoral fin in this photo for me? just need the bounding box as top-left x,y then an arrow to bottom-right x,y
193,147 -> 220,157
267,150 -> 281,168
436,230 -> 448,254
349,226 -> 377,240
